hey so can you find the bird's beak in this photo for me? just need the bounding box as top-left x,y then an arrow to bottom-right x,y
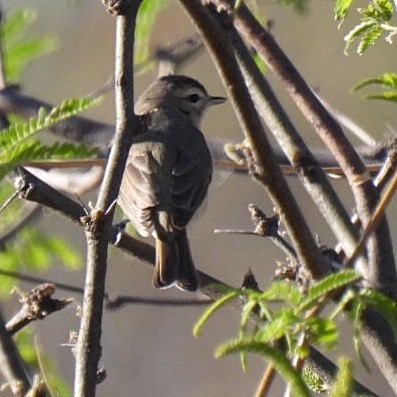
208,96 -> 227,106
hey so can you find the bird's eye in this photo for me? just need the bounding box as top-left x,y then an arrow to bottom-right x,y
187,93 -> 200,103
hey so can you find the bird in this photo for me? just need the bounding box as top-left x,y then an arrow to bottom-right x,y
118,75 -> 226,291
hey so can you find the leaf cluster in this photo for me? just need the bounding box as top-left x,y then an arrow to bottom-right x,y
0,226 -> 82,296
194,270 -> 397,394
335,0 -> 396,55
0,97 -> 101,179
353,72 -> 397,102
2,8 -> 57,82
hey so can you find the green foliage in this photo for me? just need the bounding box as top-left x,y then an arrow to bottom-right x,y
302,364 -> 329,393
335,0 -> 354,24
274,0 -> 310,13
329,357 -> 353,397
194,270 -> 388,392
2,8 -> 58,82
193,289 -> 241,337
353,72 -> 397,102
15,329 -> 70,397
0,226 -> 82,296
346,286 -> 397,371
338,0 -> 397,55
134,0 -> 170,71
216,339 -> 311,397
0,97 -> 101,179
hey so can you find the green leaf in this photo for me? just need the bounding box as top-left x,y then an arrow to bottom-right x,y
358,0 -> 393,22
307,318 -> 338,349
357,25 -> 383,54
216,339 -> 311,397
335,0 -> 354,24
135,0 -> 170,66
344,20 -> 377,54
255,307 -> 297,343
14,329 -> 38,367
193,289 -> 240,337
360,289 -> 397,337
2,9 -> 37,43
0,97 -> 101,179
329,357 -> 353,397
2,8 -> 58,82
350,299 -> 370,370
297,270 -> 360,312
302,363 -> 329,392
5,37 -> 58,81
353,73 -> 397,102
259,280 -> 302,306
365,91 -> 397,102
42,237 -> 82,270
354,72 -> 397,90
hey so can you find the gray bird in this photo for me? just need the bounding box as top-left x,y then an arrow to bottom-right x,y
118,75 -> 226,291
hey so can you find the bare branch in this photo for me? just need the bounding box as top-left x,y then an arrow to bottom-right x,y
6,284 -> 72,336
179,0 -> 329,281
210,0 -> 396,295
0,307 -> 31,396
73,1 -> 142,397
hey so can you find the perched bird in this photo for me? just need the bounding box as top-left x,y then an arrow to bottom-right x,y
118,75 -> 226,291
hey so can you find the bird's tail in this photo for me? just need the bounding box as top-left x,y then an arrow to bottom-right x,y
175,230 -> 199,291
153,237 -> 178,289
152,230 -> 199,291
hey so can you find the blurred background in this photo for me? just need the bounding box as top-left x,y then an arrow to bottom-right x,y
1,1 -> 397,396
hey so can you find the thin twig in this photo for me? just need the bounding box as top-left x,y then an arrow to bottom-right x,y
0,307 -> 31,396
0,267 -> 211,311
6,284 -> 73,336
254,364 -> 276,397
345,168 -> 397,279
313,91 -> 377,147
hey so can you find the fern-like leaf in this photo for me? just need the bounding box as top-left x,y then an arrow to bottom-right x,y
329,357 -> 353,397
335,0 -> 354,25
0,97 -> 101,179
2,8 -> 58,82
193,289 -> 240,337
216,339 -> 310,397
260,280 -> 302,307
360,289 -> 397,337
297,270 -> 360,312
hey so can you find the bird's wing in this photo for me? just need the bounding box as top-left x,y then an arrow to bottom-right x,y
118,144 -> 162,237
171,132 -> 212,228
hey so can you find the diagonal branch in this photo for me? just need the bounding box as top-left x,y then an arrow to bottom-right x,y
210,0 -> 396,295
179,0 -> 329,281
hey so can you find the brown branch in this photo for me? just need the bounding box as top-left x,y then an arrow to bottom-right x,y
73,1 -> 142,397
227,26 -> 361,262
0,307 -> 31,396
179,0 -> 329,281
209,0 -> 397,295
14,154 -> 378,396
6,284 -> 72,336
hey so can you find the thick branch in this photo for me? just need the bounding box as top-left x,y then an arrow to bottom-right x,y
211,0 -> 396,295
228,25 -> 360,261
179,0 -> 329,280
